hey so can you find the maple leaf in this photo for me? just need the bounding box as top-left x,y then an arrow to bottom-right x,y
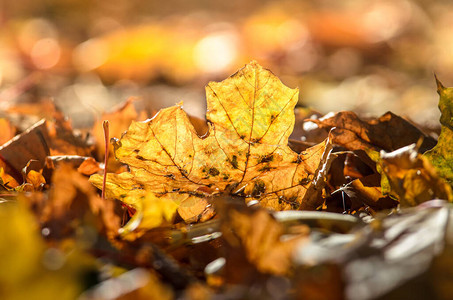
90,62 -> 334,235
424,77 -> 453,186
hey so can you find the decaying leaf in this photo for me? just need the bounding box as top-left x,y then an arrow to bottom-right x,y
424,77 -> 453,186
37,163 -> 121,240
342,174 -> 398,211
378,144 -> 453,206
77,157 -> 101,175
90,62 -> 335,235
0,118 -> 93,184
223,208 -> 309,276
311,111 -> 436,152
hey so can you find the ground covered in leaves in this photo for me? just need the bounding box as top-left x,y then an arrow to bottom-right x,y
1,62 -> 453,300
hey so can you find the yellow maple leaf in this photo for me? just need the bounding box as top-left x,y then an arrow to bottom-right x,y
90,62 -> 334,236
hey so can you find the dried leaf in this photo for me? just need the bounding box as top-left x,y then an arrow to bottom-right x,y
379,144 -> 453,206
77,157 -> 101,175
25,170 -> 46,190
90,62 -> 335,235
0,118 -> 93,183
311,111 -> 436,152
344,174 -> 398,211
0,162 -> 19,188
41,164 -> 121,240
92,97 -> 147,159
424,77 -> 453,186
0,120 -> 50,182
223,208 -> 309,275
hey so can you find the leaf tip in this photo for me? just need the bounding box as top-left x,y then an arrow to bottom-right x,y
434,73 -> 446,95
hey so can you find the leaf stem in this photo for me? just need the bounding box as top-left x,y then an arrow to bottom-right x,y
102,120 -> 109,201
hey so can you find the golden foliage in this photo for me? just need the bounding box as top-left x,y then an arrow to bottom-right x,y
90,62 -> 335,236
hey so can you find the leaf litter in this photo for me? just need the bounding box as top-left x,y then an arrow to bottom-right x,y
0,62 -> 453,299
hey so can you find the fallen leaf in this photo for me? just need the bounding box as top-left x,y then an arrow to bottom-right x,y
424,77 -> 453,186
379,144 -> 453,206
90,62 -> 335,235
311,111 -> 436,153
223,208 -> 309,276
43,155 -> 101,176
92,97 -> 147,160
0,120 -> 50,182
25,170 -> 46,190
77,157 -> 101,175
0,116 -> 93,184
343,174 -> 398,211
0,161 -> 19,188
40,163 -> 121,240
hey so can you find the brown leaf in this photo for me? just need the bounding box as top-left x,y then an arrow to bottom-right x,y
0,119 -> 93,183
311,111 -> 436,152
39,163 -> 121,240
345,174 -> 398,211
0,160 -> 19,188
223,207 -> 309,276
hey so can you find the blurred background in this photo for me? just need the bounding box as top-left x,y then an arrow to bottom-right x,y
1,0 -> 452,130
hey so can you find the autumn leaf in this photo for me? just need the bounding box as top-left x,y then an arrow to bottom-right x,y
311,111 -> 436,153
0,117 -> 93,184
92,97 -> 148,160
90,62 -> 335,235
378,144 -> 453,206
424,77 -> 453,186
32,163 -> 121,240
341,174 -> 398,211
222,207 -> 309,276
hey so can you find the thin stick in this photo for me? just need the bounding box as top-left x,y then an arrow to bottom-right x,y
101,120 -> 109,201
